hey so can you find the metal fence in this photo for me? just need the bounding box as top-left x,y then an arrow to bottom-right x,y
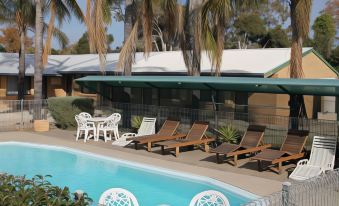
96,102 -> 339,150
243,169 -> 339,206
0,100 -> 48,131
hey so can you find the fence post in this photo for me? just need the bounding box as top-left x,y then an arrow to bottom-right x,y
282,181 -> 291,206
20,99 -> 24,130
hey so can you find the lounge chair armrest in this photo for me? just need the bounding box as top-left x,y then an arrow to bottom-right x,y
297,159 -> 309,166
121,133 -> 137,138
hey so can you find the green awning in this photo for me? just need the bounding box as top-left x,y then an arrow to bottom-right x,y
75,76 -> 339,96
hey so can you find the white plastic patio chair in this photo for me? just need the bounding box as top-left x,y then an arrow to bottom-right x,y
289,135 -> 337,181
98,188 -> 139,206
79,112 -> 92,119
189,190 -> 230,206
97,113 -> 121,142
112,117 -> 156,147
75,115 -> 96,142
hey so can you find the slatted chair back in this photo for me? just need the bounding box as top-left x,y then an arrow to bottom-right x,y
308,136 -> 337,169
281,130 -> 309,155
186,121 -> 209,141
107,113 -> 121,124
137,117 -> 156,136
240,125 -> 266,148
157,120 -> 180,136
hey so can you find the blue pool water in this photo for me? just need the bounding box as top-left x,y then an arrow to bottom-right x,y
0,142 -> 256,206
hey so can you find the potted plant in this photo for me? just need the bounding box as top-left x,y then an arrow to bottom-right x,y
131,116 -> 143,133
214,125 -> 240,144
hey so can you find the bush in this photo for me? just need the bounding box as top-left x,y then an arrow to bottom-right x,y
48,97 -> 94,129
0,174 -> 91,205
214,125 -> 241,144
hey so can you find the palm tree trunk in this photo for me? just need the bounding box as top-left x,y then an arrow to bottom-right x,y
42,2 -> 55,66
34,0 -> 43,101
18,30 -> 26,100
288,0 -> 310,129
189,0 -> 203,76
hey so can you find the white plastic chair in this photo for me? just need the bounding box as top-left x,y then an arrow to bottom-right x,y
99,188 -> 139,206
79,112 -> 92,119
75,115 -> 96,142
97,113 -> 121,142
112,117 -> 156,147
189,190 -> 230,206
289,136 -> 337,181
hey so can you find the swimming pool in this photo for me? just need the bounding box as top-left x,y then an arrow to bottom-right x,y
0,142 -> 257,205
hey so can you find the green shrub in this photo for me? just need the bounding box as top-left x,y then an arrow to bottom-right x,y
0,174 -> 91,205
48,97 -> 94,129
215,125 -> 241,144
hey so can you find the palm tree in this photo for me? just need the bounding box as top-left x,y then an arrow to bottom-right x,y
0,0 -> 35,100
83,0 -> 118,72
288,0 -> 312,126
34,0 -> 43,101
42,0 -> 83,65
118,0 -> 179,75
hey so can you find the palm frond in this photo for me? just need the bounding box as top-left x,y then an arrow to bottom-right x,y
289,0 -> 312,78
117,21 -> 139,75
163,0 -> 178,40
85,0 -> 96,53
93,0 -> 107,73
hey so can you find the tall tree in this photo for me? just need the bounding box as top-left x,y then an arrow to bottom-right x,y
324,0 -> 339,28
0,0 -> 35,100
34,0 -> 44,101
0,27 -> 33,53
42,0 -> 83,65
312,13 -> 336,59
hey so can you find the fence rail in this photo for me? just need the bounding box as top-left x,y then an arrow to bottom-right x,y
243,169 -> 339,206
0,100 -> 48,131
97,102 -> 339,150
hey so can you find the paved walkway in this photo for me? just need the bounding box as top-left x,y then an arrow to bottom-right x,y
0,129 -> 287,196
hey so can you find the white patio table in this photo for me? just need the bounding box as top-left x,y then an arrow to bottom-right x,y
87,117 -> 107,141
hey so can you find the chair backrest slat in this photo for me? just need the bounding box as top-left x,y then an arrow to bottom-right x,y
281,130 -> 309,154
186,121 -> 209,141
309,136 -> 337,169
137,117 -> 156,136
157,120 -> 180,136
240,125 -> 266,148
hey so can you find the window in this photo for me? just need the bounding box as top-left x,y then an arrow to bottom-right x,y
7,76 -> 32,96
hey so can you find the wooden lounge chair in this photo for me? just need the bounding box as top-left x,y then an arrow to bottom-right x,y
210,125 -> 270,166
128,119 -> 182,151
155,121 -> 214,157
252,130 -> 309,174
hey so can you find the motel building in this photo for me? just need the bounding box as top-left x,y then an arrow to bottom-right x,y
0,47 -> 337,120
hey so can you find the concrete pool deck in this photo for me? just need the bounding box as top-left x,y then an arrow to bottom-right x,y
0,129 -> 287,197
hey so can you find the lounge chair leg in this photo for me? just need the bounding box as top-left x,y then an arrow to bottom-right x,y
278,162 -> 282,174
147,142 -> 152,152
216,153 -> 220,164
175,147 -> 180,157
161,146 -> 165,155
134,142 -> 138,150
204,143 -> 209,152
234,155 -> 238,167
257,160 -> 262,172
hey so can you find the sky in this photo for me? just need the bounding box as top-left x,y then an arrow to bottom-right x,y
51,0 -> 329,50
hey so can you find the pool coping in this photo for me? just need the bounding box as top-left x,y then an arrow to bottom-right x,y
0,141 -> 260,201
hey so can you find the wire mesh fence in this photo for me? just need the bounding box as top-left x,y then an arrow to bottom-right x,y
243,169 -> 339,206
0,100 -> 48,131
96,102 -> 339,150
